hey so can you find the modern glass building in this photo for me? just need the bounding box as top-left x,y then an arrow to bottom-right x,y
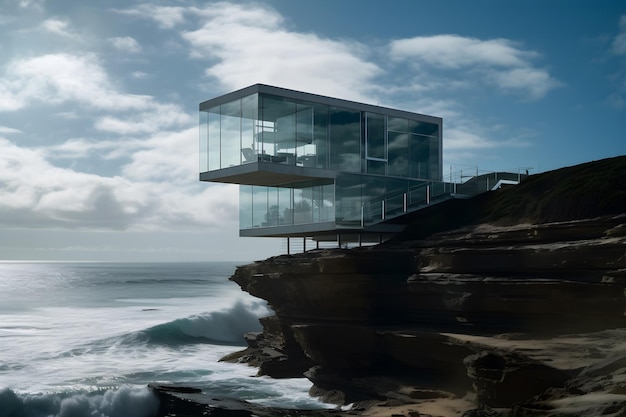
199,84 -> 442,243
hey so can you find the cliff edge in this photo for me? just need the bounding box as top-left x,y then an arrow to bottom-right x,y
211,157 -> 626,416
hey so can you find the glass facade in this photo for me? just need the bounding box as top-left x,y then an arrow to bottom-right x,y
199,85 -> 442,235
240,182 -> 335,230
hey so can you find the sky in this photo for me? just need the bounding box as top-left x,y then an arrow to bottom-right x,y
0,0 -> 625,262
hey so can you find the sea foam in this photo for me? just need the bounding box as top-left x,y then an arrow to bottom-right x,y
0,385 -> 159,417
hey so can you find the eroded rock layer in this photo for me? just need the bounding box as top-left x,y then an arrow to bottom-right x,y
226,214 -> 626,415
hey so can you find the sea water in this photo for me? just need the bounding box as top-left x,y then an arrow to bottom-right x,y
0,262 -> 330,417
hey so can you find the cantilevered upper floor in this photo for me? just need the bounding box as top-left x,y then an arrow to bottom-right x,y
200,84 -> 442,185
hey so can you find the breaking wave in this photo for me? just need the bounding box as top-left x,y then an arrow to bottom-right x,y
0,385 -> 159,417
126,300 -> 269,347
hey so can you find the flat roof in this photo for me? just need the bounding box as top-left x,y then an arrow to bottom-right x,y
199,84 -> 442,124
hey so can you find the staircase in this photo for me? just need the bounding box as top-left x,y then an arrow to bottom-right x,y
360,169 -> 528,228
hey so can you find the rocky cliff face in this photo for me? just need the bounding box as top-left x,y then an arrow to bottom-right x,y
225,214 -> 626,416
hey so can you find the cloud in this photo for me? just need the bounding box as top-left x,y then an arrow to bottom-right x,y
0,135 -> 238,231
177,2 -> 382,102
389,34 -> 559,100
94,103 -> 193,134
0,53 -> 152,112
114,4 -> 186,29
612,15 -> 626,55
109,36 -> 142,53
0,126 -> 21,135
18,0 -> 44,11
41,18 -> 77,38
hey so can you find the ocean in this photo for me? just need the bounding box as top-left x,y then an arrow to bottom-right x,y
0,261 -> 331,417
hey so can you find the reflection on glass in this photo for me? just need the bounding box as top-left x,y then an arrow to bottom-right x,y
241,94 -> 258,164
208,107 -> 220,171
240,186 -> 253,229
220,100 -> 241,168
409,120 -> 439,137
388,116 -> 408,133
199,112 -> 208,172
252,186 -> 267,228
335,173 -> 362,226
367,160 -> 385,175
330,107 -> 360,172
313,103 -> 329,169
278,187 -> 291,225
388,131 -> 408,177
366,113 -> 385,160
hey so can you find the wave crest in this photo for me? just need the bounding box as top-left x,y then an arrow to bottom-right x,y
132,300 -> 268,347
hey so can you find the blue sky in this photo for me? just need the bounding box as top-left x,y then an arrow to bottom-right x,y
0,0 -> 625,262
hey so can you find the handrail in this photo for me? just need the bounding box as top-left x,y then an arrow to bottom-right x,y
359,167 -> 526,227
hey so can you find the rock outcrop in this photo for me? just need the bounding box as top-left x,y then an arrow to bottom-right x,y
226,214 -> 626,416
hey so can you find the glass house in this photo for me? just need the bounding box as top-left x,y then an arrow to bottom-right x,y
199,84 -> 442,243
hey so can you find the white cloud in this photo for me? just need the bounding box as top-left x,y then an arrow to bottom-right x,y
94,103 -> 193,134
178,3 -> 382,102
612,15 -> 626,55
445,125 -> 531,151
0,53 -> 152,112
18,0 -> 44,11
0,135 -> 237,231
389,34 -> 559,100
41,18 -> 76,38
0,126 -> 21,134
114,4 -> 186,29
109,36 -> 142,53
390,35 -> 535,69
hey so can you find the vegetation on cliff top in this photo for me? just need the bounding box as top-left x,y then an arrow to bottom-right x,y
396,155 -> 626,241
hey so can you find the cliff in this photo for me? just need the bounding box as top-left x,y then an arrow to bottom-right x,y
155,156 -> 626,416
219,156 -> 626,416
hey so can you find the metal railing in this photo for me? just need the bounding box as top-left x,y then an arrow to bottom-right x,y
359,167 -> 528,227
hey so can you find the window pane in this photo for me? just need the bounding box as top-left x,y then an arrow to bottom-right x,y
388,131 -> 409,177
293,187 -> 313,224
409,134 -> 429,178
264,187 -> 278,227
367,160 -> 386,175
313,104 -> 329,169
220,100 -> 241,168
199,111 -> 208,172
296,103 -> 313,161
321,183 -> 335,222
278,187 -> 292,225
239,185 -> 253,229
335,173 -> 362,226
241,94 -> 258,164
429,137 -> 440,180
409,120 -> 439,137
252,186 -> 267,228
366,113 -> 385,159
329,107 -> 361,172
208,107 -> 220,171
388,117 -> 408,133
260,95 -> 296,164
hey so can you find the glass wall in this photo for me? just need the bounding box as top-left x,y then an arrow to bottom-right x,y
203,94 -> 258,171
336,173 -> 431,227
201,91 -> 440,179
199,111 -> 208,172
239,182 -> 335,230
